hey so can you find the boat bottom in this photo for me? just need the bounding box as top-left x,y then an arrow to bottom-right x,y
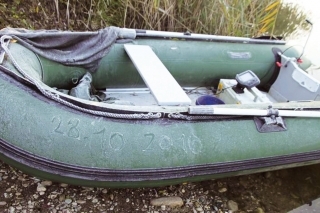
1,137 -> 320,188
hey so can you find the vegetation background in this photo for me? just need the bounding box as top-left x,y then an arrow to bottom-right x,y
0,0 -> 309,38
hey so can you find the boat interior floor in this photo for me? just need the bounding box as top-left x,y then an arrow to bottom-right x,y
72,86 -> 275,107
63,53 -> 320,108
104,87 -> 216,106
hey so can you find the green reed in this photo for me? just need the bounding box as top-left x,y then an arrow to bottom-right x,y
0,0 -> 309,38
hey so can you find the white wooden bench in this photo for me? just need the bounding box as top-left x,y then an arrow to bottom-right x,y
124,44 -> 191,106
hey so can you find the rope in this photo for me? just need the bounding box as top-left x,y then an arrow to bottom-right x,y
168,113 -> 242,121
1,35 -> 161,120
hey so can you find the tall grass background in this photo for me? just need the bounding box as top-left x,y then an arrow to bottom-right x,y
0,0 -> 309,38
121,0 -> 280,37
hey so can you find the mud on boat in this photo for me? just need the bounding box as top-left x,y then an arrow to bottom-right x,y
0,27 -> 320,187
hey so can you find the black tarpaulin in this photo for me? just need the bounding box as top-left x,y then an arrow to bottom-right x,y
0,27 -> 121,72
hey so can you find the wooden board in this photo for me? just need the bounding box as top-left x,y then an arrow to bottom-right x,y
124,44 -> 191,106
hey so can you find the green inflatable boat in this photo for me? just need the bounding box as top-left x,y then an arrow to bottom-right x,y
0,27 -> 319,187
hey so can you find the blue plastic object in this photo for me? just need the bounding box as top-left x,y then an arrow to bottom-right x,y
196,95 -> 225,105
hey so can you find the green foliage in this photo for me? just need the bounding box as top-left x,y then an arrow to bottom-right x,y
0,0 -> 310,38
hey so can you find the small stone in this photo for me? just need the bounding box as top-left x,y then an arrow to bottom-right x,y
39,191 -> 45,196
41,180 -> 52,186
161,205 -> 166,211
150,196 -> 184,208
110,194 -> 114,201
218,188 -> 227,193
22,183 -> 29,188
227,200 -> 238,212
37,184 -> 46,192
92,198 -> 98,203
254,207 -> 265,213
9,207 -> 15,213
82,186 -> 93,191
49,193 -> 58,199
60,183 -> 68,187
65,198 -> 72,204
77,200 -> 86,204
59,194 -> 66,202
102,189 -> 108,194
126,198 -> 130,202
196,207 -> 204,212
0,201 -> 7,206
33,178 -> 41,182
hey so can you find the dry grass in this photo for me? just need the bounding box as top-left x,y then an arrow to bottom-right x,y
0,0 -> 309,38
120,0 -> 280,37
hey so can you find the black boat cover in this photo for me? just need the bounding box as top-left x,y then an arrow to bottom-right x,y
0,27 -> 121,72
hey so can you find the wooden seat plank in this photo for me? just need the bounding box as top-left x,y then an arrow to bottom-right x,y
124,44 -> 191,106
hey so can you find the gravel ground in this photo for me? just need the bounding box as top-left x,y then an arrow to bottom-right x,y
0,160 -> 320,213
